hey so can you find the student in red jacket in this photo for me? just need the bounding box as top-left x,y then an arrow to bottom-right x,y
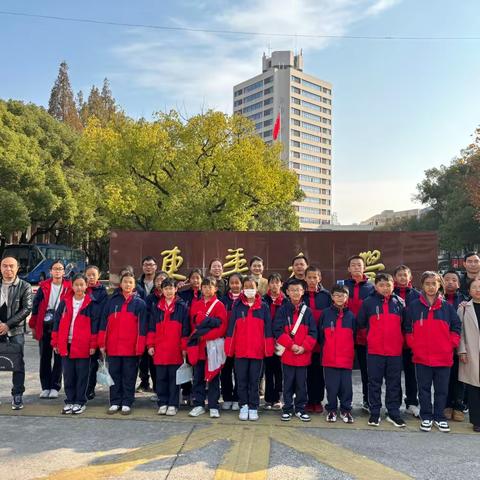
262,273 -> 287,410
51,274 -> 98,415
147,278 -> 190,416
29,260 -> 72,399
98,272 -> 147,415
220,273 -> 243,411
357,273 -> 407,428
188,277 -> 228,419
319,285 -> 355,423
344,255 -> 375,412
304,266 -> 331,414
273,279 -> 317,422
405,271 -> 462,433
225,276 -> 274,421
393,264 -> 421,418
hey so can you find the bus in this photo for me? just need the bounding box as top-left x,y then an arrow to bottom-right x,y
1,244 -> 88,284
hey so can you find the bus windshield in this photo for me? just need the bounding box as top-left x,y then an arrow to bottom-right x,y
1,245 -> 42,274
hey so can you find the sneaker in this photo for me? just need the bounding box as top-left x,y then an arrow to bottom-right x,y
340,411 -> 354,424
210,408 -> 220,418
181,394 -> 191,406
121,406 -> 131,415
305,403 -> 315,413
434,420 -> 450,433
231,402 -> 240,411
62,404 -> 73,415
326,411 -> 337,422
386,415 -> 406,428
263,403 -> 273,410
295,412 -> 311,422
443,407 -> 453,420
368,415 -> 380,426
249,409 -> 259,421
272,402 -> 283,410
189,406 -> 206,417
362,401 -> 370,413
222,401 -> 233,410
463,405 -> 469,414
158,405 -> 168,415
166,406 -> 178,416
72,404 -> 86,415
406,405 -> 420,418
107,405 -> 120,414
281,412 -> 293,421
11,395 -> 23,410
39,389 -> 50,399
86,391 -> 95,401
452,410 -> 465,422
420,419 -> 433,432
48,389 -> 59,399
314,404 -> 324,414
150,394 -> 158,403
239,405 -> 249,421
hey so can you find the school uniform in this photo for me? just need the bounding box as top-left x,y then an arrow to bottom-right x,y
51,295 -> 98,406
405,295 -> 462,421
225,294 -> 274,409
273,301 -> 317,414
262,292 -> 288,405
318,306 -> 356,413
188,297 -> 228,410
85,283 -> 109,398
303,287 -> 332,408
394,283 -> 421,409
344,276 -> 374,405
98,290 -> 148,407
357,293 -> 406,418
147,296 -> 190,408
29,279 -> 72,393
220,292 -> 240,404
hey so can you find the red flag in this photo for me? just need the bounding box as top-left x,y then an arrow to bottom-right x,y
273,112 -> 281,140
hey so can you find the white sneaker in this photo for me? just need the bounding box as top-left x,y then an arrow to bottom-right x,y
107,405 -> 120,414
239,405 -> 249,421
39,389 -> 50,399
166,406 -> 178,416
189,406 -> 206,417
232,402 -> 240,411
420,419 -> 433,432
406,405 -> 420,418
158,405 -> 168,415
222,401 -> 233,410
249,409 -> 259,421
121,406 -> 131,415
210,408 -> 220,418
48,389 -> 59,399
72,404 -> 86,415
150,394 -> 159,402
62,404 -> 73,415
434,420 -> 450,433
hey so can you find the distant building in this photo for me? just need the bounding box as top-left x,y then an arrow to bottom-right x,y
360,208 -> 429,227
233,50 -> 333,230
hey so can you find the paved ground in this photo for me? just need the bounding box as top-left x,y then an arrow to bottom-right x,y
0,335 -> 479,480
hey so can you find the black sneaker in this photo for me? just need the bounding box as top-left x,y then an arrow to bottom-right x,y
295,411 -> 311,422
386,415 -> 406,428
11,395 -> 24,410
281,412 -> 293,422
368,415 -> 380,426
340,411 -> 354,424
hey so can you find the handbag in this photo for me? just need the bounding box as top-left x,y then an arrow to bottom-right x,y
0,336 -> 23,372
275,305 -> 307,356
176,359 -> 193,385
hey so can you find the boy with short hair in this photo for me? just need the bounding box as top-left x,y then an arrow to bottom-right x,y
273,279 -> 317,422
319,285 -> 356,423
303,266 -> 331,413
282,255 -> 309,294
357,273 -> 406,428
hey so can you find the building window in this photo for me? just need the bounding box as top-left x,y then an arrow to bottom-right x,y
242,102 -> 263,114
244,80 -> 263,93
302,121 -> 321,132
264,87 -> 273,95
264,108 -> 273,116
300,153 -> 321,163
264,119 -> 273,127
255,122 -> 262,130
301,132 -> 321,143
322,87 -> 332,95
234,99 -> 243,107
299,217 -> 322,225
263,130 -> 272,138
291,129 -> 300,137
264,97 -> 273,106
299,206 -> 321,214
247,112 -> 263,121
301,185 -> 321,194
292,97 -> 301,105
301,142 -> 321,153
289,162 -> 300,169
264,76 -> 273,84
292,151 -> 300,158
291,108 -> 301,116
302,100 -> 321,112
299,174 -> 321,184
304,196 -> 321,204
302,111 -> 321,122
292,118 -> 301,126
291,75 -> 301,83
302,90 -> 322,102
291,86 -> 301,94
244,91 -> 263,103
234,89 -> 243,97
291,140 -> 300,147
302,79 -> 322,91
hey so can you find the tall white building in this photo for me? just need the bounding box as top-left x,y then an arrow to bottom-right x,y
233,50 -> 333,229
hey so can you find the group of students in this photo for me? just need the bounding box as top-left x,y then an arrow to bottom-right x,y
28,253 -> 480,433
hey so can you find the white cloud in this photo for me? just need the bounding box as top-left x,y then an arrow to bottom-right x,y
112,0 -> 402,114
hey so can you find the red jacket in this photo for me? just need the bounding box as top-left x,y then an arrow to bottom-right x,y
357,293 -> 406,357
405,295 -> 462,367
262,291 -> 288,321
98,289 -> 147,356
225,294 -> 274,359
318,306 -> 356,369
344,276 -> 374,345
51,295 -> 98,358
147,297 -> 190,365
29,279 -> 72,341
273,301 -> 317,366
188,296 -> 227,362
303,286 -> 331,353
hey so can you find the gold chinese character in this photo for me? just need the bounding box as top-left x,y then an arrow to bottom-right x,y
160,246 -> 186,280
359,249 -> 385,281
222,248 -> 249,277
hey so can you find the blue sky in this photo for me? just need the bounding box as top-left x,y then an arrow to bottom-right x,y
1,1 -> 480,224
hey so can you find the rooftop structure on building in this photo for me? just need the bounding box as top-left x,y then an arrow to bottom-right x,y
360,208 -> 429,227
